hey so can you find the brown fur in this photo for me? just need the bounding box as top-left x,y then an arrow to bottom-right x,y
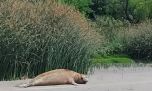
17,69 -> 88,88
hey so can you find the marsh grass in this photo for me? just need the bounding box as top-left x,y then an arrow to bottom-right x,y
94,16 -> 152,61
0,0 -> 102,80
92,16 -> 130,55
117,20 -> 152,60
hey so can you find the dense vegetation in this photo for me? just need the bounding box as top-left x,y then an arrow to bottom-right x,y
94,16 -> 152,61
0,0 -> 152,80
58,0 -> 92,14
0,0 -> 102,80
90,0 -> 152,22
60,0 -> 152,22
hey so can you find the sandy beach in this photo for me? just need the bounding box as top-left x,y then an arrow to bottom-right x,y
1,66 -> 152,91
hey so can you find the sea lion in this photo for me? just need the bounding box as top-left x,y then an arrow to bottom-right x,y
17,69 -> 88,88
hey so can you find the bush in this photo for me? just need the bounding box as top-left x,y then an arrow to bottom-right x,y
92,0 -> 126,18
58,0 -> 92,15
94,16 -> 152,61
90,0 -> 152,22
117,21 -> 152,60
129,0 -> 152,22
0,0 -> 102,80
93,16 -> 130,55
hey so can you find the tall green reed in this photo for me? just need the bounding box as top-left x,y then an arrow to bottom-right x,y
0,0 -> 102,80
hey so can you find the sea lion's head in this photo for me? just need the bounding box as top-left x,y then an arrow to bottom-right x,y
75,74 -> 88,84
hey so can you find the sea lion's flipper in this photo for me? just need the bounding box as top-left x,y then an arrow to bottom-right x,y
69,78 -> 78,86
16,82 -> 32,88
71,82 -> 78,86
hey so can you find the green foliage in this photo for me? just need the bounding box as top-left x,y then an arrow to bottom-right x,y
93,16 -> 130,55
58,0 -> 92,15
95,17 -> 152,61
129,0 -> 152,22
91,55 -> 133,64
116,21 -> 152,60
103,0 -> 123,18
90,0 -> 129,20
0,0 -> 102,80
94,16 -> 152,61
90,0 -> 152,22
95,16 -> 129,38
56,0 -> 152,22
90,1 -> 152,62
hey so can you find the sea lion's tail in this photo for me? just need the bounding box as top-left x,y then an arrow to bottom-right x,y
16,82 -> 32,88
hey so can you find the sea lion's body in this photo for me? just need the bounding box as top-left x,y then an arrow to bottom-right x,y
18,69 -> 88,87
